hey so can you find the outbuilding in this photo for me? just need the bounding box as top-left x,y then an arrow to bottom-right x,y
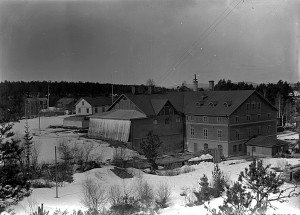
246,136 -> 289,157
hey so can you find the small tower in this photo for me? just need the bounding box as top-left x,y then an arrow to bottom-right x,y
193,74 -> 198,91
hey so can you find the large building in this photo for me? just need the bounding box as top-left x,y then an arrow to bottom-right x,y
88,82 -> 278,157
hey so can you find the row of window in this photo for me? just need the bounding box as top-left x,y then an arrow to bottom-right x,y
153,117 -> 181,125
186,115 -> 222,123
233,144 -> 243,152
246,102 -> 261,114
195,143 -> 223,152
190,125 -> 273,139
77,107 -> 106,114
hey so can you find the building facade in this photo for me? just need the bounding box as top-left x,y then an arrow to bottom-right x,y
87,85 -> 278,157
25,97 -> 48,118
75,97 -> 111,115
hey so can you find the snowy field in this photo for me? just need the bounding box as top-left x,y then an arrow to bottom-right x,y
5,116 -> 300,214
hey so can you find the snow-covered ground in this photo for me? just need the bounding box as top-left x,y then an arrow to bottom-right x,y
5,117 -> 300,214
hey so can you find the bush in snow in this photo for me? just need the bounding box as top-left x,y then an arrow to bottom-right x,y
205,158 -> 300,215
155,182 -> 171,209
81,178 -> 107,213
0,123 -> 31,212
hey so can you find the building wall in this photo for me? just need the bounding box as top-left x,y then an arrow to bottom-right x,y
76,99 -> 92,115
93,105 -> 109,114
246,146 -> 272,157
63,119 -> 89,128
111,96 -> 141,112
131,114 -> 184,154
185,92 -> 278,157
185,115 -> 229,156
228,93 -> 277,156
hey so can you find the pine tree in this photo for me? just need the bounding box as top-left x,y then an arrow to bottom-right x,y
194,174 -> 211,205
0,123 -> 31,212
23,121 -> 33,177
141,131 -> 162,171
205,159 -> 300,215
211,164 -> 226,198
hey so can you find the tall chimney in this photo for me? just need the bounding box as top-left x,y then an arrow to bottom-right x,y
193,74 -> 198,91
131,86 -> 136,94
209,80 -> 214,91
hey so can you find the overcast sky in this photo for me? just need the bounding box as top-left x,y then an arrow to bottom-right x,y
0,0 -> 299,86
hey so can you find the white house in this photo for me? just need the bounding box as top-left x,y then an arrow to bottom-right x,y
75,97 -> 112,115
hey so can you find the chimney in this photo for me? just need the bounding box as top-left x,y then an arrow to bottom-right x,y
148,86 -> 154,94
209,80 -> 214,91
131,86 -> 136,94
193,74 -> 198,91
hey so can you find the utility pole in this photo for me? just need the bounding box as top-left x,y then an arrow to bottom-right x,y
55,146 -> 58,198
47,83 -> 50,109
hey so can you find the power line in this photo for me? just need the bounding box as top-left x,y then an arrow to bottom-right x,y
157,0 -> 244,85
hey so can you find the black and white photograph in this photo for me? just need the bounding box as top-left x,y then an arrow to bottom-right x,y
0,0 -> 300,214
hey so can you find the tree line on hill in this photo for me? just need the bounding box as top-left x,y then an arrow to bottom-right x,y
0,79 -> 296,123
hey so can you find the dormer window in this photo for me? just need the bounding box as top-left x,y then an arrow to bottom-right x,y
223,101 -> 232,107
196,101 -> 204,107
209,101 -> 218,107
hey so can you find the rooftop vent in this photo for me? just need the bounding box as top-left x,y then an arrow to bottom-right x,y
196,101 -> 204,107
223,101 -> 232,107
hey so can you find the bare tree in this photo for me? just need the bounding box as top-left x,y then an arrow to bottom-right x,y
81,178 -> 107,212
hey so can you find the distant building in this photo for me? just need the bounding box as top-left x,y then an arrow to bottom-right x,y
87,78 -> 279,157
55,98 -> 76,114
75,97 -> 112,116
25,97 -> 48,118
63,96 -> 112,128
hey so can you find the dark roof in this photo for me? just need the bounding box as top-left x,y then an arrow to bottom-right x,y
110,90 -> 276,117
56,98 -> 75,105
89,109 -> 147,120
246,136 -> 289,148
76,97 -> 112,107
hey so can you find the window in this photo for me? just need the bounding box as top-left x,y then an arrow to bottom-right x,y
95,107 -> 98,113
217,117 -> 222,123
169,108 -> 174,115
86,108 -> 89,114
176,118 -> 181,123
82,101 -> 84,105
258,126 -> 261,135
267,113 -> 271,118
238,144 -> 242,152
186,115 -> 189,121
252,146 -> 256,152
246,103 -> 250,114
191,127 -> 195,137
235,116 -> 239,123
102,106 -> 106,112
233,145 -> 237,152
78,108 -> 81,113
235,130 -> 240,140
153,120 -> 158,125
203,128 -> 208,139
191,116 -> 195,121
247,115 -> 251,121
257,102 -> 261,112
217,129 -> 222,139
257,114 -> 261,120
267,125 -> 271,133
203,116 -> 208,122
251,102 -> 256,113
204,143 -> 208,151
165,118 -> 169,124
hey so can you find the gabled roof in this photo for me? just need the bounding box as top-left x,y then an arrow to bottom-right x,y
109,90 -> 277,117
246,136 -> 289,148
76,97 -> 112,107
151,99 -> 169,115
89,109 -> 147,120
